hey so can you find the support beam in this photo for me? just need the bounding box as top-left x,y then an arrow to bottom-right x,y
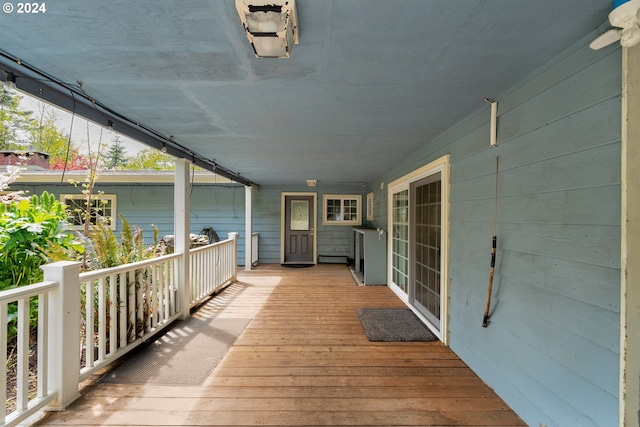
245,186 -> 253,271
175,159 -> 191,320
620,44 -> 640,427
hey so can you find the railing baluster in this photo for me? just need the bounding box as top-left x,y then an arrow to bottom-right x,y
37,292 -> 49,398
128,270 -> 135,342
17,297 -> 29,412
109,273 -> 116,355
157,262 -> 164,323
119,271 -> 127,349
1,301 -> 8,422
85,281 -> 94,369
98,276 -> 106,361
137,269 -> 144,336
165,261 -> 170,320
150,264 -> 157,329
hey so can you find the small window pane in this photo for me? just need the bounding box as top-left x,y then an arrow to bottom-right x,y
62,195 -> 116,230
291,200 -> 309,231
323,195 -> 362,226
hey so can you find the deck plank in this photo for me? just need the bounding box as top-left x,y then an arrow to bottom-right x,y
36,264 -> 525,426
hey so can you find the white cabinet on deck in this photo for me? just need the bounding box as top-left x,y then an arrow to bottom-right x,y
353,228 -> 386,285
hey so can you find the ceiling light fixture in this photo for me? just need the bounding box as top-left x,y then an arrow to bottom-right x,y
235,0 -> 299,58
306,179 -> 317,187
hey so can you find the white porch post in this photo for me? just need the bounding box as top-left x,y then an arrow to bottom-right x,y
620,45 -> 640,427
245,185 -> 253,271
41,261 -> 82,411
175,158 -> 191,320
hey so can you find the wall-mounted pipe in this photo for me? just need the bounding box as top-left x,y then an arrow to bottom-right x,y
484,98 -> 498,147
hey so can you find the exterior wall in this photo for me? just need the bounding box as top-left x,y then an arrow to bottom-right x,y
369,39 -> 622,426
9,181 -> 365,266
8,181 -> 248,260
253,186 -> 367,264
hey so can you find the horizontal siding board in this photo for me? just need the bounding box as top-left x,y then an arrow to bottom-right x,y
496,274 -> 619,354
496,222 -> 619,269
452,186 -> 620,227
497,44 -> 620,124
451,322 -> 616,427
497,52 -> 621,144
450,96 -> 621,187
497,250 -> 619,312
451,142 -> 620,205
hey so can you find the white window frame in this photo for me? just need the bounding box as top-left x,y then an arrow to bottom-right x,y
322,194 -> 362,226
61,194 -> 117,230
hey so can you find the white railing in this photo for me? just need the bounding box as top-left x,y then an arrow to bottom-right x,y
190,236 -> 238,308
78,253 -> 181,380
0,281 -> 59,427
1,233 -> 238,427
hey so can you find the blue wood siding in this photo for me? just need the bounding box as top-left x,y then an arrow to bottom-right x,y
253,186 -> 366,264
369,41 -> 621,426
11,182 -> 364,266
9,183 -> 248,262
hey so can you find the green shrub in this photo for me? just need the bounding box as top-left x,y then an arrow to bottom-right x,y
0,191 -> 84,340
0,191 -> 83,290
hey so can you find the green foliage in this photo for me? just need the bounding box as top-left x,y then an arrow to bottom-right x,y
89,214 -> 156,269
101,135 -> 129,170
0,191 -> 83,340
124,148 -> 174,170
28,107 -> 73,161
0,87 -> 32,150
0,191 -> 82,290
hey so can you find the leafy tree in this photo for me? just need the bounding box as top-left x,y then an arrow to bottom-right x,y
49,150 -> 93,170
28,104 -> 73,162
0,87 -> 32,150
101,135 -> 129,170
125,148 -> 174,170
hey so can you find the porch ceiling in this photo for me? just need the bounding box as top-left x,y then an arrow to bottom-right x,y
0,1 -> 611,187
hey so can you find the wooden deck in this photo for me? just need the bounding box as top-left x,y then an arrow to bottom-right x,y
35,264 -> 525,426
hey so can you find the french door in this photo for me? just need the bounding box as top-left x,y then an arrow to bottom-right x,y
388,156 -> 449,342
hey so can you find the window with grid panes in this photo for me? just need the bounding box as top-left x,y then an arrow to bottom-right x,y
61,194 -> 117,230
322,194 -> 362,226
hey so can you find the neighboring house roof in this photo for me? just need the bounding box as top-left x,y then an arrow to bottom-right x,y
11,170 -> 236,184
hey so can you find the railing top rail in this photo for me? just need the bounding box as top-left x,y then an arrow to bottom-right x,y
190,237 -> 234,254
0,280 -> 58,302
79,252 -> 181,281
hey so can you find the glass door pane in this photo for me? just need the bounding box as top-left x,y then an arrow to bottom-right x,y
391,189 -> 409,294
411,174 -> 441,330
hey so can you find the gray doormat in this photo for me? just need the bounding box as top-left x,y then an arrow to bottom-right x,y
100,317 -> 251,385
356,308 -> 437,342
